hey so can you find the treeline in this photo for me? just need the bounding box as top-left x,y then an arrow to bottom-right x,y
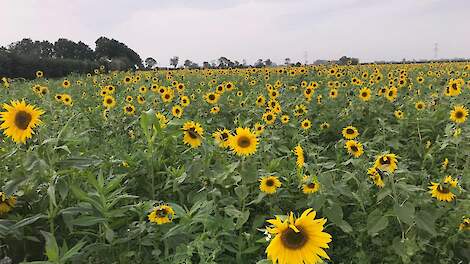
0,37 -> 143,79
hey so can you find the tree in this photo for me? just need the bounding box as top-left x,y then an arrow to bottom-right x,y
202,61 -> 210,68
145,57 -> 157,69
285,58 -> 291,66
170,56 -> 179,68
95,36 -> 143,69
254,59 -> 264,68
264,59 -> 273,67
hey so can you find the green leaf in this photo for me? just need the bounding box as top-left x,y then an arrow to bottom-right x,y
40,231 -> 60,262
11,214 -> 46,230
415,211 -> 436,235
393,203 -> 415,225
60,241 -> 86,262
367,209 -> 389,236
235,185 -> 249,201
69,216 -> 106,227
323,202 -> 343,224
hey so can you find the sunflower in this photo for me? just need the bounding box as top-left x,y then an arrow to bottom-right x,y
182,121 -> 203,148
293,144 -> 304,168
359,87 -> 371,101
319,122 -> 329,130
103,95 -> 116,109
0,192 -> 16,215
265,208 -> 332,264
216,84 -> 225,94
161,91 -> 174,103
148,204 -> 175,225
254,123 -> 265,135
35,70 -> 44,78
137,95 -> 146,105
256,95 -> 266,107
62,79 -> 71,88
367,167 -> 385,188
302,176 -> 320,194
204,92 -> 219,104
229,127 -> 258,156
172,105 -> 184,118
210,106 -> 220,114
0,100 -> 44,143
300,119 -> 311,130
429,175 -> 458,202
415,101 -> 425,110
62,94 -> 73,106
344,140 -> 364,158
123,104 -> 135,115
55,94 -> 63,102
259,176 -> 282,194
459,217 -> 470,231
394,110 -> 404,119
139,85 -> 148,94
156,112 -> 168,128
126,95 -> 133,103
180,96 -> 190,107
329,89 -> 338,98
342,126 -> 359,139
385,86 -> 398,102
213,128 -> 231,148
281,115 -> 290,124
374,153 -> 398,173
450,105 -> 468,124
263,111 -> 276,125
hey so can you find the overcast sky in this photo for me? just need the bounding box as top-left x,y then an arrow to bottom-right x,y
1,0 -> 469,66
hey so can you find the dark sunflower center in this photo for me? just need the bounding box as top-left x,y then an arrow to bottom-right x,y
303,122 -> 309,127
351,145 -> 359,152
187,128 -> 199,139
156,208 -> 168,217
452,83 -> 457,89
237,136 -> 251,148
126,107 -> 133,112
227,84 -> 232,88
362,92 -> 367,97
281,227 -> 308,249
455,111 -> 464,118
379,157 -> 390,165
209,94 -> 215,100
388,91 -> 393,96
221,132 -> 229,141
267,115 -> 273,121
14,111 -> 32,130
307,182 -> 316,189
346,128 -> 354,134
165,94 -> 170,99
265,179 -> 275,187
107,99 -> 113,104
437,185 -> 450,194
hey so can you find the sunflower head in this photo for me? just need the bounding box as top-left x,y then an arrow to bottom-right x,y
344,140 -> 364,158
259,176 -> 282,194
450,105 -> 468,124
229,127 -> 258,156
293,144 -> 304,168
342,125 -> 359,139
265,208 -> 332,264
0,192 -> 17,215
148,204 -> 175,225
374,153 -> 398,173
302,176 -> 320,194
0,100 -> 44,144
182,121 -> 204,148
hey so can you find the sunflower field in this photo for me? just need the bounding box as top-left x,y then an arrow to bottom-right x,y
0,63 -> 469,264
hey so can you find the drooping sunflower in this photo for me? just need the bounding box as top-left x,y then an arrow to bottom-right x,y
344,140 -> 364,158
229,127 -> 258,156
172,105 -> 184,118
293,144 -> 304,168
450,105 -> 468,124
358,87 -> 371,101
0,192 -> 16,215
148,204 -> 175,225
374,153 -> 398,173
342,126 -> 359,139
319,122 -> 330,130
429,175 -> 458,202
259,176 -> 282,194
265,208 -> 332,264
213,128 -> 231,148
367,167 -> 385,188
459,217 -> 470,231
300,119 -> 311,130
0,100 -> 44,144
182,121 -> 203,148
256,95 -> 266,107
156,112 -> 168,128
103,95 -> 116,109
302,176 -> 320,194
